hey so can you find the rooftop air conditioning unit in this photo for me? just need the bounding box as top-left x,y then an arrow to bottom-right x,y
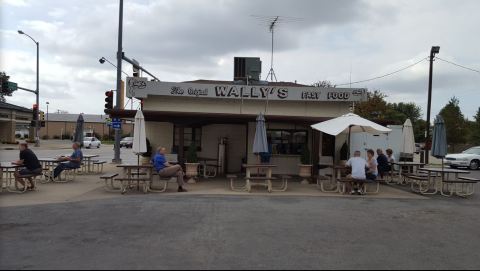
234,57 -> 262,82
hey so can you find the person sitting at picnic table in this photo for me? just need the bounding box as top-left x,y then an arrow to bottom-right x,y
13,142 -> 42,191
386,148 -> 395,163
366,149 -> 378,181
153,147 -> 187,192
51,142 -> 83,181
345,150 -> 368,194
376,149 -> 390,178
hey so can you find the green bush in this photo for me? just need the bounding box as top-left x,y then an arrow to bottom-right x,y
42,135 -> 50,140
186,142 -> 198,163
300,145 -> 311,165
53,135 -> 61,140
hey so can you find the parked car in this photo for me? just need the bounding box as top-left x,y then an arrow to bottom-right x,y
445,146 -> 480,170
120,137 -> 134,148
83,137 -> 101,149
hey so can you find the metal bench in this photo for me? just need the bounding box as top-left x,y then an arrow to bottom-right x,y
93,161 -> 107,173
271,175 -> 290,192
149,173 -> 172,193
407,174 -> 431,194
114,178 -> 150,194
100,173 -> 120,192
245,176 -> 278,193
9,173 -> 42,193
337,178 -> 378,195
317,175 -> 339,193
227,174 -> 247,192
442,179 -> 477,197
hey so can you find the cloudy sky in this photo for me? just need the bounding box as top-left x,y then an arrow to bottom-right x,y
1,0 -> 479,118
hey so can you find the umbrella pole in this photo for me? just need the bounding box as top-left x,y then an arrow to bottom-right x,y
347,125 -> 352,158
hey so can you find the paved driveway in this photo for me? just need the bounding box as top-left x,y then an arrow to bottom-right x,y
1,195 -> 479,270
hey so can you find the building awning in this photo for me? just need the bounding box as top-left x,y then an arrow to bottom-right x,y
107,109 -> 330,126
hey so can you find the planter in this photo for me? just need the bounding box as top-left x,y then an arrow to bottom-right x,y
185,163 -> 200,184
298,164 -> 313,184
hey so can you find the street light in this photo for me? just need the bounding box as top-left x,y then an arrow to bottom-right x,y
99,57 -> 129,76
18,30 -> 40,147
425,46 -> 440,164
46,101 -> 49,138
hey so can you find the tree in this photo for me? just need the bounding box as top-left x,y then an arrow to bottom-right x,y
0,72 -> 11,102
354,90 -> 389,119
439,97 -> 467,152
312,80 -> 335,88
470,107 -> 480,145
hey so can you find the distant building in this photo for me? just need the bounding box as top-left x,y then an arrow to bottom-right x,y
0,102 -> 32,143
40,113 -> 133,140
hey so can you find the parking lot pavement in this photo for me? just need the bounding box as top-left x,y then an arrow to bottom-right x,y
1,195 -> 479,270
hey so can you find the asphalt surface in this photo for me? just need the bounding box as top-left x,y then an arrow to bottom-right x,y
1,194 -> 480,270
1,142 -> 480,270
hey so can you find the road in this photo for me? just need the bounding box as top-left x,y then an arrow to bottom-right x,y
1,141 -> 480,269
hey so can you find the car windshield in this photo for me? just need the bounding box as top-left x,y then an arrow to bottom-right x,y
84,137 -> 93,141
123,137 -> 133,141
463,148 -> 480,155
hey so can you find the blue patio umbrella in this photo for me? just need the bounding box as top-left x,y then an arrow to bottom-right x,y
431,115 -> 448,180
253,113 -> 269,161
431,115 -> 447,158
73,114 -> 84,147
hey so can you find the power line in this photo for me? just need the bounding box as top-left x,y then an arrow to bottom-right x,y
436,57 -> 480,74
335,57 -> 428,86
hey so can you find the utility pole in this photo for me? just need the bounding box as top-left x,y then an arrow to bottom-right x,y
113,0 -> 123,163
425,46 -> 440,164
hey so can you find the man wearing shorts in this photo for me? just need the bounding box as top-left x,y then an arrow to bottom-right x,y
13,142 -> 42,190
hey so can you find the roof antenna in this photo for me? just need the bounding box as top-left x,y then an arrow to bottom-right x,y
266,16 -> 279,82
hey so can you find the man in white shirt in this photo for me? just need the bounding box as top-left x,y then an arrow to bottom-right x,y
345,150 -> 368,194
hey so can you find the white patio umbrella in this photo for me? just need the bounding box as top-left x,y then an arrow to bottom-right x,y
402,119 -> 416,154
311,113 -> 392,158
132,109 -> 147,165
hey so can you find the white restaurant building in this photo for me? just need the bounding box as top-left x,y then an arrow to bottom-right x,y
113,60 -> 367,176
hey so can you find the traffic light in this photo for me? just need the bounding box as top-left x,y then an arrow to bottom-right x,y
32,104 -> 38,121
104,91 -> 113,113
39,111 -> 45,121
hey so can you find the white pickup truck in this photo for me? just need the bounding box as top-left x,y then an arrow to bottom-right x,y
445,146 -> 480,170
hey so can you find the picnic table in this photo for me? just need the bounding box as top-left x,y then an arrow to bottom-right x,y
0,162 -> 22,193
417,167 -> 471,196
390,161 -> 425,184
242,164 -> 277,193
117,164 -> 154,194
83,154 -> 100,173
197,157 -> 218,178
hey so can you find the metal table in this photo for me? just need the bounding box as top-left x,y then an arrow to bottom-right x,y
197,157 -> 218,178
391,162 -> 425,184
83,154 -> 100,173
117,164 -> 154,194
0,162 -> 22,192
419,167 -> 470,195
242,164 -> 277,193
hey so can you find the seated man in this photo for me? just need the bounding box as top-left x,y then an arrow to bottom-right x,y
345,150 -> 368,194
376,149 -> 390,178
13,142 -> 42,190
153,147 -> 187,192
51,142 -> 83,180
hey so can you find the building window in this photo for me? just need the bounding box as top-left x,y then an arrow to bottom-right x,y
268,129 -> 307,155
173,126 -> 202,152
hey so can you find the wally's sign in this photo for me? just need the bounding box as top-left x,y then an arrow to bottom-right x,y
126,77 -> 367,102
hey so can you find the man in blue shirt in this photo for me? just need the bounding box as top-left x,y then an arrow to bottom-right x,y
51,142 -> 83,181
153,147 -> 187,192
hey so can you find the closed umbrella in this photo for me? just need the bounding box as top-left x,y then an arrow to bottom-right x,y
431,115 -> 448,181
253,113 -> 269,154
73,114 -> 84,147
402,119 -> 416,154
132,110 -> 147,166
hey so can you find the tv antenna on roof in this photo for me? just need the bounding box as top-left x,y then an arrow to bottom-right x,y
251,15 -> 304,82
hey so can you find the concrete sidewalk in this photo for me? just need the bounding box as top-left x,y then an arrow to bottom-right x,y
0,163 -> 426,208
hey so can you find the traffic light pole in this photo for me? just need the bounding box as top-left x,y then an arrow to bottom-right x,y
35,41 -> 40,147
113,0 -> 123,163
